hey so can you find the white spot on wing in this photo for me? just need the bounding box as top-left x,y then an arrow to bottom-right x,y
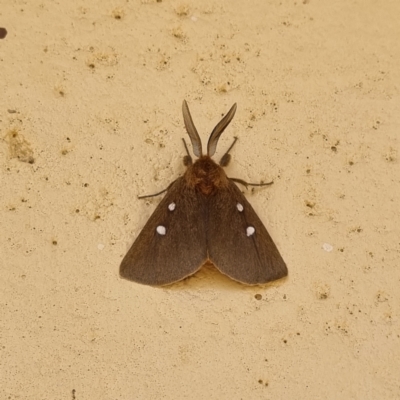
246,226 -> 255,237
236,203 -> 244,212
168,202 -> 176,211
156,225 -> 166,235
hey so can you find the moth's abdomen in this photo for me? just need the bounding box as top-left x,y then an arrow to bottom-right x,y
185,156 -> 228,196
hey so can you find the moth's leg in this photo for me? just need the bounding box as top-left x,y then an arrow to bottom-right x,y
219,137 -> 238,167
139,138 -> 191,200
230,178 -> 273,189
182,138 -> 193,166
138,180 -> 177,199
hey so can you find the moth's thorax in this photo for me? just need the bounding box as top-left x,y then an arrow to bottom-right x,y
185,156 -> 228,196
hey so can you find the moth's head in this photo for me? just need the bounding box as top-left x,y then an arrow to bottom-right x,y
182,100 -> 237,160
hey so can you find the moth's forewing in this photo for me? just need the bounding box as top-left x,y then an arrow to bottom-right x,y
207,180 -> 288,284
120,177 -> 208,286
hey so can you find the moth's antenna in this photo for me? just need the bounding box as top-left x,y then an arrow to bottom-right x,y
182,100 -> 203,157
207,103 -> 237,157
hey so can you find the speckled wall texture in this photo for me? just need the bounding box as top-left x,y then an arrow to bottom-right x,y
1,1 -> 399,399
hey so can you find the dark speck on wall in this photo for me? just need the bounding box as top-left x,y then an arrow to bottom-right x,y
0,28 -> 7,39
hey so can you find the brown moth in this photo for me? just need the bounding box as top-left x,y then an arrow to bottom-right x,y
120,101 -> 288,286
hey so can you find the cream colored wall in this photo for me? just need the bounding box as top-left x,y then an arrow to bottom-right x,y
1,1 -> 399,399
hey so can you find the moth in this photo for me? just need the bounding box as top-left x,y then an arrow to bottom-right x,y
120,101 -> 288,286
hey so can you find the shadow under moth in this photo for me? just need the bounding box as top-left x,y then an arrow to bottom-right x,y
120,101 -> 288,286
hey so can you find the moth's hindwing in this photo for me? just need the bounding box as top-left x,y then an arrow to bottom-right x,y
207,180 -> 288,284
120,177 -> 208,286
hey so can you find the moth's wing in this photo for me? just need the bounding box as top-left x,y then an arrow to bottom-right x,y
207,180 -> 288,284
120,177 -> 208,286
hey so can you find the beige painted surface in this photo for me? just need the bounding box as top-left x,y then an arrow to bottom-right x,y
1,1 -> 399,399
